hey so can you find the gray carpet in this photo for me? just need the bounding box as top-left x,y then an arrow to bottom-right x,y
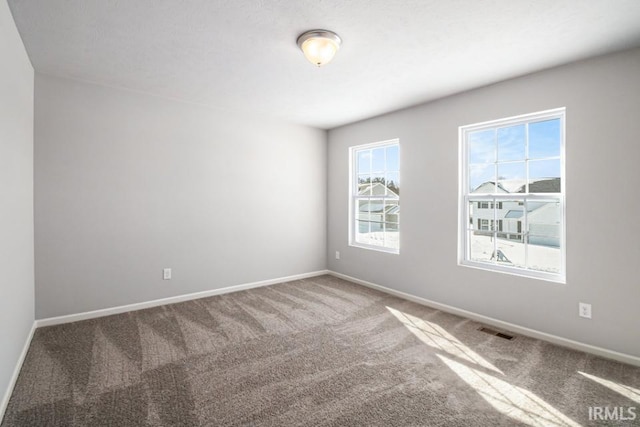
2,275 -> 639,426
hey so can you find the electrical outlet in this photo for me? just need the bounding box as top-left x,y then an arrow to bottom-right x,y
335,251 -> 340,260
579,302 -> 591,319
163,268 -> 172,280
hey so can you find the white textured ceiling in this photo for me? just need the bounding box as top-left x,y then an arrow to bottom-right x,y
8,0 -> 640,129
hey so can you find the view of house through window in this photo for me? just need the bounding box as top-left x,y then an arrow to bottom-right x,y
350,139 -> 400,253
459,109 -> 565,282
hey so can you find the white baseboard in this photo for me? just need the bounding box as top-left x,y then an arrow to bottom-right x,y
36,270 -> 330,328
1,322 -> 36,423
329,271 -> 640,367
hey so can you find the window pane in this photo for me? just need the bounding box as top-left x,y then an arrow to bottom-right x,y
527,240 -> 561,274
498,200 -> 525,233
496,235 -> 526,269
369,173 -> 385,195
497,124 -> 525,161
529,159 -> 561,193
529,119 -> 561,159
469,231 -> 493,263
468,200 -> 476,230
386,172 -> 400,197
469,199 -> 494,232
469,164 -> 495,193
357,150 -> 371,174
386,145 -> 399,171
365,199 -> 384,223
372,148 -> 385,172
498,162 -> 526,193
528,250 -> 561,273
527,200 -> 561,273
357,175 -> 371,195
468,129 -> 495,164
527,200 -> 561,245
384,200 -> 399,223
355,220 -> 371,245
369,222 -> 384,246
384,223 -> 399,251
495,199 -> 527,268
495,198 -> 526,269
357,200 -> 370,221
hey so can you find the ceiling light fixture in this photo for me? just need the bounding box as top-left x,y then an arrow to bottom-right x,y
297,30 -> 342,67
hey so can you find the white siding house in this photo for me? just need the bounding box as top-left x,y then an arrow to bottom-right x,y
471,178 -> 560,247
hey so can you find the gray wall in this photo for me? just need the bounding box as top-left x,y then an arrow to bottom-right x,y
35,74 -> 327,319
0,0 -> 34,408
328,48 -> 640,357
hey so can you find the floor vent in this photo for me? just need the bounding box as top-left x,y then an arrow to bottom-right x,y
478,326 -> 514,340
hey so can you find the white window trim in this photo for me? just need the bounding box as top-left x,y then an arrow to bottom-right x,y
458,108 -> 566,283
349,138 -> 400,254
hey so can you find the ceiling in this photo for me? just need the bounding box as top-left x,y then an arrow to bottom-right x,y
8,0 -> 640,129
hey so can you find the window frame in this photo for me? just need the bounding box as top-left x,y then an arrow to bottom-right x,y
349,139 -> 400,254
458,108 -> 566,283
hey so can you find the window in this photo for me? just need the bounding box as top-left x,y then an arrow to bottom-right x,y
350,139 -> 400,253
478,202 -> 502,209
479,219 -> 496,231
459,108 -> 565,282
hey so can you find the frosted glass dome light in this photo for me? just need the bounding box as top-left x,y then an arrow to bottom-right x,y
297,30 -> 342,67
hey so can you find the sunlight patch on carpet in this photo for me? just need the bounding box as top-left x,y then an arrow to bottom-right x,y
579,371 -> 640,404
386,306 -> 503,375
387,305 -> 580,427
438,355 -> 581,427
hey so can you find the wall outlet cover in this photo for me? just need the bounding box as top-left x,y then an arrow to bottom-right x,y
579,302 -> 592,319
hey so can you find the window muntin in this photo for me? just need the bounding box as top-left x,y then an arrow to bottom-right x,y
350,140 -> 400,253
459,109 -> 565,282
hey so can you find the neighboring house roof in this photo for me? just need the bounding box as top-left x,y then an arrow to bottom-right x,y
358,182 -> 399,198
504,210 -> 524,219
527,178 -> 561,193
499,179 -> 528,193
473,177 -> 559,194
473,182 -> 508,193
473,180 -> 525,193
386,205 -> 400,215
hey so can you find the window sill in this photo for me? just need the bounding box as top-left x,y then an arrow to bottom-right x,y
459,259 -> 565,284
349,242 -> 399,255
